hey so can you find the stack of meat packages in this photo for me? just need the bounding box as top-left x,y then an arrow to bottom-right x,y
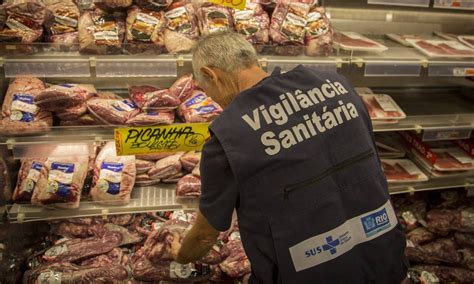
0,74 -> 222,132
0,0 -> 334,56
392,189 -> 474,283
376,133 -> 429,184
23,211 -> 251,283
399,131 -> 474,178
356,87 -> 407,125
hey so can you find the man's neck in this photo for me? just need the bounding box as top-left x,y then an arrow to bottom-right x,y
237,66 -> 269,94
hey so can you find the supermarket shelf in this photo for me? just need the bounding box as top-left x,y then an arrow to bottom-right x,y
7,185 -> 198,223
388,175 -> 474,195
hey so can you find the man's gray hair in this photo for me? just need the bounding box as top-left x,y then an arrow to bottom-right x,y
192,32 -> 259,84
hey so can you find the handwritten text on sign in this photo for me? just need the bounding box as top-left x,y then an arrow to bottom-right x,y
208,0 -> 246,10
114,123 -> 210,156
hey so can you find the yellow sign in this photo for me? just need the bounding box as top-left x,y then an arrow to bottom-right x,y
114,123 -> 210,156
208,0 -> 246,10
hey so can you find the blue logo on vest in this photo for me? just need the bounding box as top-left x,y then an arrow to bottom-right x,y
322,236 -> 340,255
361,208 -> 391,237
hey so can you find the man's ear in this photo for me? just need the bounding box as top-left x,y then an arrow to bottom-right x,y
200,67 -> 218,84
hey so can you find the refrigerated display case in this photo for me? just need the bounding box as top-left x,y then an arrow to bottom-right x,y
0,0 -> 474,282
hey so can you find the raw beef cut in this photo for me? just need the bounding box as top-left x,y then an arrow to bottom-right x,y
107,213 -> 135,226
381,159 -> 427,183
176,174 -> 201,197
201,242 -> 230,265
408,39 -> 474,58
333,32 -> 388,52
87,98 -> 140,125
0,77 -> 52,136
178,91 -> 223,123
127,110 -> 175,126
361,94 -> 406,120
36,84 -> 96,111
136,152 -> 172,161
101,223 -> 142,245
305,6 -> 333,56
90,142 -> 136,205
79,248 -> 127,267
55,103 -> 87,121
406,227 -> 435,246
0,0 -> 46,43
426,208 -> 474,235
59,114 -> 97,126
460,249 -> 474,270
104,0 -> 132,8
51,221 -> 105,239
148,152 -> 184,180
233,2 -> 269,45
180,151 -> 201,172
405,238 -> 461,265
24,261 -> 130,283
455,233 -> 474,248
12,159 -> 46,202
43,0 -> 80,36
129,85 -> 180,110
197,5 -> 233,36
269,2 -> 310,46
412,265 -> 474,283
31,147 -> 89,209
163,2 -> 199,54
136,0 -> 173,10
78,10 -> 125,54
126,6 -> 165,51
135,173 -> 161,187
136,159 -> 155,174
169,74 -> 196,102
161,171 -> 184,183
42,232 -> 122,263
219,238 -> 251,278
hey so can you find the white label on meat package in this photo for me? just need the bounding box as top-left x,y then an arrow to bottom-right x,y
170,261 -> 193,278
401,211 -> 417,226
398,161 -> 421,175
374,95 -> 398,112
113,101 -> 135,112
94,31 -> 119,42
165,7 -> 187,19
55,15 -> 78,28
44,243 -> 69,258
285,13 -> 306,28
99,162 -> 123,183
11,94 -> 38,114
448,148 -> 473,164
235,10 -> 254,20
49,167 -> 74,185
420,271 -> 439,284
26,163 -> 42,183
6,18 -> 32,32
137,13 -> 160,25
307,12 -> 322,22
38,271 -> 62,284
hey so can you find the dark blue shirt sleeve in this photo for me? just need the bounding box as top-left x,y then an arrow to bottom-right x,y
199,135 -> 238,232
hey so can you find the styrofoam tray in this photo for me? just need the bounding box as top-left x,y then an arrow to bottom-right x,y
381,159 -> 428,183
407,39 -> 474,58
334,32 -> 388,52
361,94 -> 406,120
459,35 -> 474,49
412,147 -> 474,172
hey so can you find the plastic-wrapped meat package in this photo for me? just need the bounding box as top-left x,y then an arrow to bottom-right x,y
381,159 -> 428,183
43,0 -> 79,38
233,3 -> 269,45
0,157 -> 11,204
126,110 -> 175,126
176,174 -> 201,198
12,159 -> 46,202
405,238 -> 461,265
0,77 -> 53,136
136,159 -> 155,174
360,94 -> 406,120
407,39 -> 474,58
0,0 -> 47,43
178,91 -> 223,123
180,151 -> 201,172
406,227 -> 435,246
142,219 -> 189,262
161,171 -> 184,183
219,238 -> 251,278
169,74 -> 196,102
305,6 -> 333,56
59,114 -> 97,126
125,6 -> 166,54
163,2 -> 199,54
78,9 -> 125,54
148,152 -> 183,180
87,98 -> 140,125
104,0 -> 132,8
197,5 -> 233,36
136,0 -> 173,11
24,261 -> 130,283
79,247 -> 127,267
90,142 -> 136,205
136,152 -> 172,161
31,154 -> 89,209
55,103 -> 88,121
333,32 -> 388,52
455,233 -> 474,248
460,248 -> 474,270
35,84 -> 96,112
396,198 -> 427,232
201,241 -> 230,265
135,173 -> 161,187
411,265 -> 474,283
426,208 -> 474,235
129,85 -> 180,110
269,2 -> 309,46
51,221 -> 105,238
46,32 -> 79,51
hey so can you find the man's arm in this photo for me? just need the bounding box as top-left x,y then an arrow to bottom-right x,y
175,211 -> 220,264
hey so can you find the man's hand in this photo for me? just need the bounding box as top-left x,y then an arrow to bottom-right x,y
176,211 -> 220,264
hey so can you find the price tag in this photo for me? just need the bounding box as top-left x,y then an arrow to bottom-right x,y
114,123 -> 210,156
453,68 -> 474,77
374,95 -> 398,112
208,0 -> 246,10
422,128 -> 472,141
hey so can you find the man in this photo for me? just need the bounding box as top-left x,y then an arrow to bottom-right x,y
173,32 -> 408,284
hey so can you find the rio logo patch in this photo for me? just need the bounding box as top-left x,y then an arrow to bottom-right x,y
361,208 -> 391,237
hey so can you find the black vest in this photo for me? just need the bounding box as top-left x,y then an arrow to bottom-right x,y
210,66 -> 407,284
